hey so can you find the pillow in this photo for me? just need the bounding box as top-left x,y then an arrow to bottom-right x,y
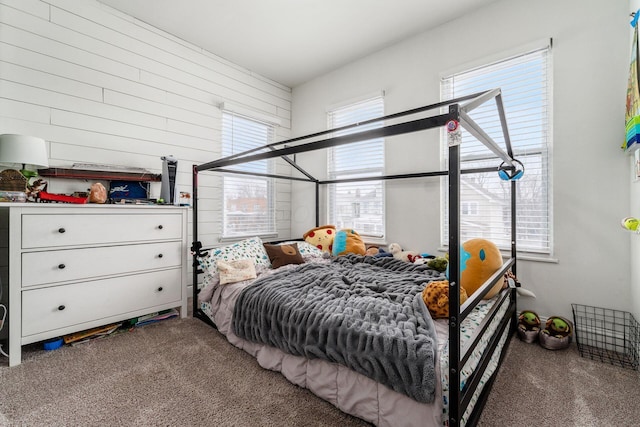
217,259 -> 257,285
303,225 -> 336,252
280,240 -> 324,258
198,236 -> 270,277
263,243 -> 305,269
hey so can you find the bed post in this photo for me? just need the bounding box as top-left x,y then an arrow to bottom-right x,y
447,105 -> 461,426
510,178 -> 518,325
315,182 -> 320,227
192,164 -> 199,317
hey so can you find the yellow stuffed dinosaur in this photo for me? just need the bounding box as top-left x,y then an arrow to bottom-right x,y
422,280 -> 468,319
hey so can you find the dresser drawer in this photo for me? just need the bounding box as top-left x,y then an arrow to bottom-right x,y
21,213 -> 182,249
21,268 -> 182,337
21,241 -> 183,287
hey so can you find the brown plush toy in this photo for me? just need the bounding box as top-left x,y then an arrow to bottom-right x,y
365,246 -> 379,256
422,280 -> 468,319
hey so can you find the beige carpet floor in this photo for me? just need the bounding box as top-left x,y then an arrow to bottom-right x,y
479,337 -> 640,427
1,313 -> 639,426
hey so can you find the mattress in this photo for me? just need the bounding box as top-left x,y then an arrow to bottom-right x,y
198,259 -> 511,427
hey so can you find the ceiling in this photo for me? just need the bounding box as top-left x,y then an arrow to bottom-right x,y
98,0 -> 499,88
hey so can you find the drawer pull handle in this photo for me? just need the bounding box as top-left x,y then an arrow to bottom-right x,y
58,228 -> 66,234
58,264 -> 66,269
158,253 -> 163,258
58,305 -> 66,311
157,225 -> 163,230
157,286 -> 163,292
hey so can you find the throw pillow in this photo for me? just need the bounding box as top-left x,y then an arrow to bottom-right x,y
197,236 -> 270,277
217,259 -> 257,285
263,243 -> 305,269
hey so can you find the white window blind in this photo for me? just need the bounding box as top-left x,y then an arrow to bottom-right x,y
327,96 -> 385,238
441,46 -> 551,254
222,111 -> 275,238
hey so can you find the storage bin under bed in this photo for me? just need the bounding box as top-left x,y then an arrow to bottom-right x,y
571,303 -> 640,370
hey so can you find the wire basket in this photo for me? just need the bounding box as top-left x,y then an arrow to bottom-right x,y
571,304 -> 639,370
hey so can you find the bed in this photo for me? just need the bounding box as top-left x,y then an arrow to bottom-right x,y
191,89 -> 519,426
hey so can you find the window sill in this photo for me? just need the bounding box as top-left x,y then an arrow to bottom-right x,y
436,247 -> 558,264
219,233 -> 278,243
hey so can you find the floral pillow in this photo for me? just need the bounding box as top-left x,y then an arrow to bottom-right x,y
198,236 -> 270,277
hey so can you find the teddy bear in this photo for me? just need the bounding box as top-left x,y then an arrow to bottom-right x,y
365,246 -> 379,256
422,280 -> 468,319
388,243 -> 422,263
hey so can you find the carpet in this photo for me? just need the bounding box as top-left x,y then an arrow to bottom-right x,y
1,314 -> 639,426
478,337 -> 640,427
0,316 -> 367,426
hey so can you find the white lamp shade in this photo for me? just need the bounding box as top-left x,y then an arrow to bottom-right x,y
0,134 -> 49,168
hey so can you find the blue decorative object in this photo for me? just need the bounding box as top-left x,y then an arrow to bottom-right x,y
631,10 -> 639,28
109,180 -> 149,200
43,337 -> 63,351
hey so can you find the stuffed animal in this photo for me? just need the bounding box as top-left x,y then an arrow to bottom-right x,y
365,246 -> 379,256
427,256 -> 448,272
374,247 -> 393,258
332,229 -> 366,256
542,317 -> 572,338
518,311 -> 541,331
422,280 -> 468,319
388,243 -> 422,263
517,310 -> 541,343
457,238 -> 503,299
539,316 -> 573,350
303,225 -> 336,252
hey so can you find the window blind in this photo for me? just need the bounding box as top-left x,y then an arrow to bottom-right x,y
221,111 -> 275,238
441,46 -> 551,254
327,96 -> 385,238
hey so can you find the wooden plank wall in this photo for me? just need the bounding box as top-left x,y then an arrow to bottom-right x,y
0,0 -> 293,287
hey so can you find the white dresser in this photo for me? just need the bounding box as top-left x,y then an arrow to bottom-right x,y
3,203 -> 188,366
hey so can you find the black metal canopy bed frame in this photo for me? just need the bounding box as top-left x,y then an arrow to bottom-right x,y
191,88 -> 519,427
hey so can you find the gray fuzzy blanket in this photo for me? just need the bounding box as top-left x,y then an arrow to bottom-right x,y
231,254 -> 444,403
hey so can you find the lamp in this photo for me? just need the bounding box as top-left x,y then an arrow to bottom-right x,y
0,134 -> 49,178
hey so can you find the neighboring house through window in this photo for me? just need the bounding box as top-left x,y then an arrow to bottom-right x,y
221,111 -> 275,238
441,44 -> 552,254
327,95 -> 385,239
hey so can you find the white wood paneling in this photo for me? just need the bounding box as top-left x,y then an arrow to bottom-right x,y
0,0 -> 49,20
0,98 -> 49,124
0,61 -> 103,101
0,0 -> 293,288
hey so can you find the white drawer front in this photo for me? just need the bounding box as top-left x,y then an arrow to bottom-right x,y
22,213 -> 182,249
22,241 -> 183,287
22,269 -> 182,337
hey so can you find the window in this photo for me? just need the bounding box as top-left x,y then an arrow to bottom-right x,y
221,111 -> 275,238
441,45 -> 552,254
461,201 -> 479,216
327,96 -> 385,239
